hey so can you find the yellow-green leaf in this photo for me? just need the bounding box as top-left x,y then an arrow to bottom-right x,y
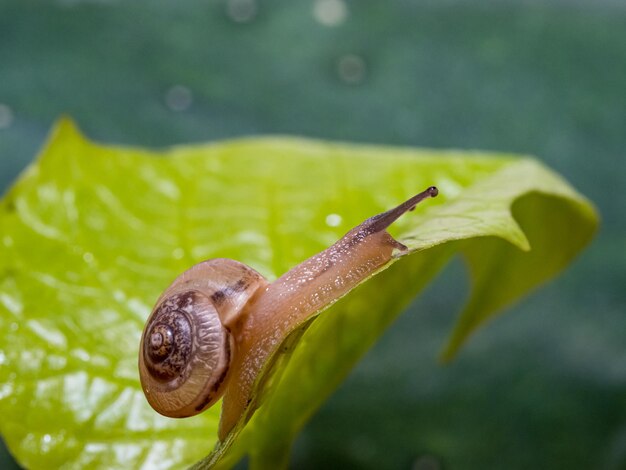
0,119 -> 597,469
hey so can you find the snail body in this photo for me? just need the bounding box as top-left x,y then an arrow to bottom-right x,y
139,187 -> 438,440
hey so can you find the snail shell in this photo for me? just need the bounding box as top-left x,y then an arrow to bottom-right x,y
138,258 -> 268,418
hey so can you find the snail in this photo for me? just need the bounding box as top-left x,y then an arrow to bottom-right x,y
139,186 -> 438,440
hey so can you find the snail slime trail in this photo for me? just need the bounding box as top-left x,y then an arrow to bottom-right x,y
139,186 -> 438,440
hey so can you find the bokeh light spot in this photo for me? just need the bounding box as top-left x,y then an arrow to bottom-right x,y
0,104 -> 14,129
337,54 -> 366,85
226,0 -> 257,23
325,213 -> 342,227
165,85 -> 193,112
313,0 -> 347,27
412,454 -> 442,470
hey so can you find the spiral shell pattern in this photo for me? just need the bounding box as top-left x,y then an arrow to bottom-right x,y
139,289 -> 231,417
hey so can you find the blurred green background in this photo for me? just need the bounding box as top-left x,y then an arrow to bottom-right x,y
1,0 -> 624,468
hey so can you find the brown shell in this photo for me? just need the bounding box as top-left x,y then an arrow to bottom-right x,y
138,259 -> 268,418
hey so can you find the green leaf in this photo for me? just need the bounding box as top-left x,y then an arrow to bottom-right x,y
0,119 -> 597,469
